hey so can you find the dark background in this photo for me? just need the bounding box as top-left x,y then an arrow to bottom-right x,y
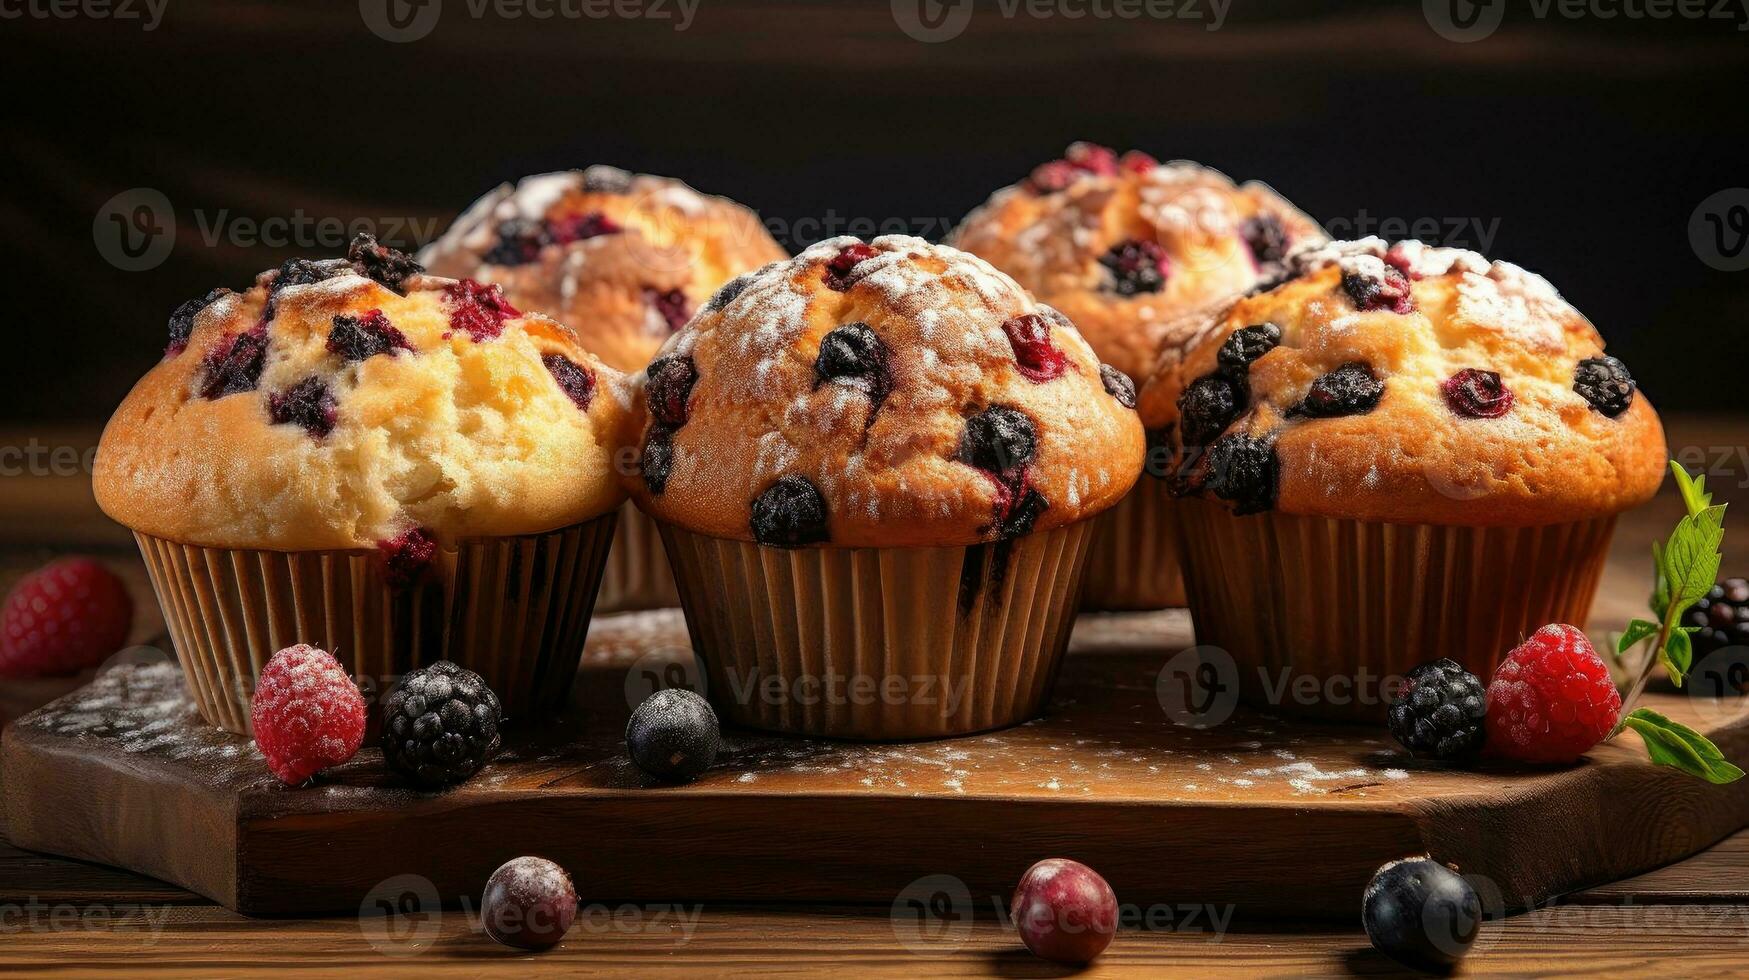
3,0 -> 1746,421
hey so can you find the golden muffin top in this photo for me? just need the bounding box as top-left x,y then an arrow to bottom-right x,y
96,236 -> 633,552
1136,238 -> 1667,525
951,142 -> 1324,380
625,235 -> 1146,549
420,166 -> 787,373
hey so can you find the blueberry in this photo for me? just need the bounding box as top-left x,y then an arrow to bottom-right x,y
267,376 -> 338,438
1099,364 -> 1136,408
199,327 -> 270,399
542,353 -> 596,411
815,322 -> 891,410
961,406 -> 1037,475
625,688 -> 720,783
641,426 -> 676,495
1217,323 -> 1282,374
646,355 -> 699,428
1342,266 -> 1415,314
1291,361 -> 1385,419
482,219 -> 547,266
1099,239 -> 1168,296
266,257 -> 346,320
1205,434 -> 1278,515
995,484 -> 1049,540
703,274 -> 751,313
166,288 -> 230,357
1241,212 -> 1289,264
1177,375 -> 1242,447
347,233 -> 424,295
327,310 -> 413,361
1363,858 -> 1482,973
750,475 -> 829,548
1573,355 -> 1635,418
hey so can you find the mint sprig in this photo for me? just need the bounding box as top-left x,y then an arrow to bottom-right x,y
1609,461 -> 1742,784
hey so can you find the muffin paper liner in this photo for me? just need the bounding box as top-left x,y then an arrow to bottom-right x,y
1079,479 -> 1187,611
1175,498 -> 1617,722
132,515 -> 616,735
595,501 -> 681,612
658,519 -> 1096,740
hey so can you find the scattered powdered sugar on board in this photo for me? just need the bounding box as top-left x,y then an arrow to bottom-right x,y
20,662 -> 265,772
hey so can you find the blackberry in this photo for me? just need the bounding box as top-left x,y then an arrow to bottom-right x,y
347,233 -> 423,294
1291,361 -> 1384,419
751,475 -> 830,548
1099,364 -> 1136,408
815,322 -> 891,409
267,376 -> 338,438
1204,434 -> 1278,515
1442,368 -> 1514,419
1387,659 -> 1487,759
1216,323 -> 1282,373
1573,355 -> 1636,418
961,406 -> 1037,475
380,660 -> 503,789
1240,212 -> 1289,264
625,688 -> 720,783
646,355 -> 699,428
541,353 -> 596,411
1098,239 -> 1168,296
1686,577 -> 1749,669
327,309 -> 412,361
199,327 -> 270,399
166,288 -> 230,357
1177,375 -> 1241,447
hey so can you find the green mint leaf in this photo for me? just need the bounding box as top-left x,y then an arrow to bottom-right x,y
1624,708 -> 1745,784
1660,630 -> 1693,687
1670,461 -> 1713,517
1663,504 -> 1727,614
1651,540 -> 1671,620
1618,619 -> 1662,655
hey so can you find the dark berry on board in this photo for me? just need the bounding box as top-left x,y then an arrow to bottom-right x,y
1688,579 -> 1749,693
1291,362 -> 1385,419
751,475 -> 830,548
482,856 -> 578,951
1011,858 -> 1118,964
961,406 -> 1037,475
1387,659 -> 1488,760
625,688 -> 721,783
1573,355 -> 1636,418
1363,858 -> 1482,973
1442,369 -> 1514,419
379,661 -> 503,789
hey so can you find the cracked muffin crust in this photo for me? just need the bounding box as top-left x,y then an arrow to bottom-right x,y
95,236 -> 634,551
625,235 -> 1146,549
950,142 -> 1324,381
420,166 -> 787,373
1137,238 -> 1667,526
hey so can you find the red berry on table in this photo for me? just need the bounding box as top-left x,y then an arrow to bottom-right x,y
251,644 -> 367,786
1010,858 -> 1118,963
1485,624 -> 1621,764
483,856 -> 578,950
0,557 -> 133,678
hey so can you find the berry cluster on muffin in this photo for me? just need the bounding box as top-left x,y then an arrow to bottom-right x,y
951,142 -> 1324,380
97,234 -> 632,554
1138,237 -> 1666,523
625,235 -> 1145,550
420,166 -> 786,373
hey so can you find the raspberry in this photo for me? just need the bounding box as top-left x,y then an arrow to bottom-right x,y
1000,313 -> 1069,382
822,243 -> 879,292
443,279 -> 520,342
1342,265 -> 1416,314
0,558 -> 133,678
1442,368 -> 1514,419
1118,149 -> 1158,173
250,644 -> 366,785
1485,624 -> 1621,764
1063,141 -> 1119,176
378,528 -> 438,589
1027,160 -> 1078,194
380,660 -> 503,789
1387,659 -> 1487,759
645,287 -> 691,333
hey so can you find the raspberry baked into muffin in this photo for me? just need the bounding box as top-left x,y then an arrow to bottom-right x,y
1138,238 -> 1666,720
627,235 -> 1145,739
421,166 -> 787,612
95,236 -> 633,733
951,142 -> 1324,610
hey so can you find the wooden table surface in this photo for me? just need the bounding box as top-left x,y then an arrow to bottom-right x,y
2,418 -> 1747,977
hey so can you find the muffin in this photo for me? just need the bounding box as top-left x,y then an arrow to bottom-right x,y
421,167 -> 787,612
626,235 -> 1145,739
951,142 -> 1324,610
94,235 -> 633,733
1138,237 -> 1667,721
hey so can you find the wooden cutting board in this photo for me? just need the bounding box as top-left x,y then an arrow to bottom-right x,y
4,608 -> 1747,919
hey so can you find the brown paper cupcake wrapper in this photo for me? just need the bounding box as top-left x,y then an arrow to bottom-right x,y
1175,498 -> 1617,722
595,501 -> 680,613
1079,479 -> 1186,611
133,515 -> 616,734
658,520 -> 1096,740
